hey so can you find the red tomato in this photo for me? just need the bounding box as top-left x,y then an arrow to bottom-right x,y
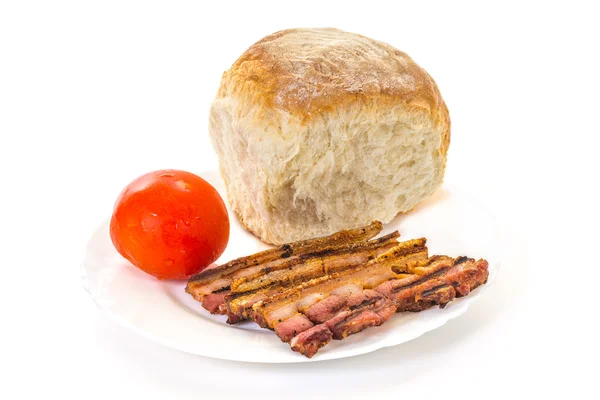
110,169 -> 230,280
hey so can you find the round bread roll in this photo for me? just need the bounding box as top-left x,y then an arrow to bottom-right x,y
209,28 -> 450,245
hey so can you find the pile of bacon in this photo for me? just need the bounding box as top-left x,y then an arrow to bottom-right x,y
186,221 -> 489,358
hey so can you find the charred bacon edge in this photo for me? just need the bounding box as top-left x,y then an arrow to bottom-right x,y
230,231 -> 400,292
187,221 -> 383,285
223,240 -> 425,323
272,256 -> 489,357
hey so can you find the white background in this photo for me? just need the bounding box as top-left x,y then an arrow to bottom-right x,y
1,1 -> 598,398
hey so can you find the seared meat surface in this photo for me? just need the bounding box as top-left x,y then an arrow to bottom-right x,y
252,240 -> 428,329
185,222 -> 489,358
187,221 -> 383,293
253,254 -> 488,358
224,233 -> 405,323
290,325 -> 333,358
186,222 -> 386,317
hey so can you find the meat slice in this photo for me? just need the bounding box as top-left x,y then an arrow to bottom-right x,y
274,315 -> 314,343
377,277 -> 456,312
304,294 -> 347,324
376,256 -> 489,312
346,289 -> 386,309
325,290 -> 396,339
442,257 -> 489,296
187,220 -> 489,360
230,232 -> 401,293
255,250 -> 426,344
201,291 -> 229,314
224,290 -> 274,324
375,256 -> 455,310
186,221 -> 383,297
252,239 -> 428,329
193,257 -> 301,298
231,258 -> 325,295
265,291 -> 387,343
259,255 -> 489,358
374,301 -> 397,321
326,310 -> 382,339
415,284 -> 456,310
186,222 -> 387,318
225,311 -> 243,325
290,325 -> 333,358
251,245 -> 422,343
285,289 -> 397,356
225,235 -> 410,322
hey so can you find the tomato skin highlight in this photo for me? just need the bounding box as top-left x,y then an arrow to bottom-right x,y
110,170 -> 230,280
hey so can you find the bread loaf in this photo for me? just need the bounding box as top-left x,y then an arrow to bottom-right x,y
209,28 -> 450,245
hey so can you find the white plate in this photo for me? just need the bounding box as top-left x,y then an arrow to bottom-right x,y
82,170 -> 500,363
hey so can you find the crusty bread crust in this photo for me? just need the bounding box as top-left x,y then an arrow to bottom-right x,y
210,28 -> 450,244
219,28 -> 449,134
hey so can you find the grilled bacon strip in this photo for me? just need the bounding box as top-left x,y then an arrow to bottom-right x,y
290,325 -> 332,357
196,232 -> 401,322
251,239 -> 428,329
185,221 -> 383,306
289,289 -> 398,357
226,237 -> 426,324
223,242 -> 400,323
186,222 -> 489,359
253,255 -> 488,358
230,231 -> 401,293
